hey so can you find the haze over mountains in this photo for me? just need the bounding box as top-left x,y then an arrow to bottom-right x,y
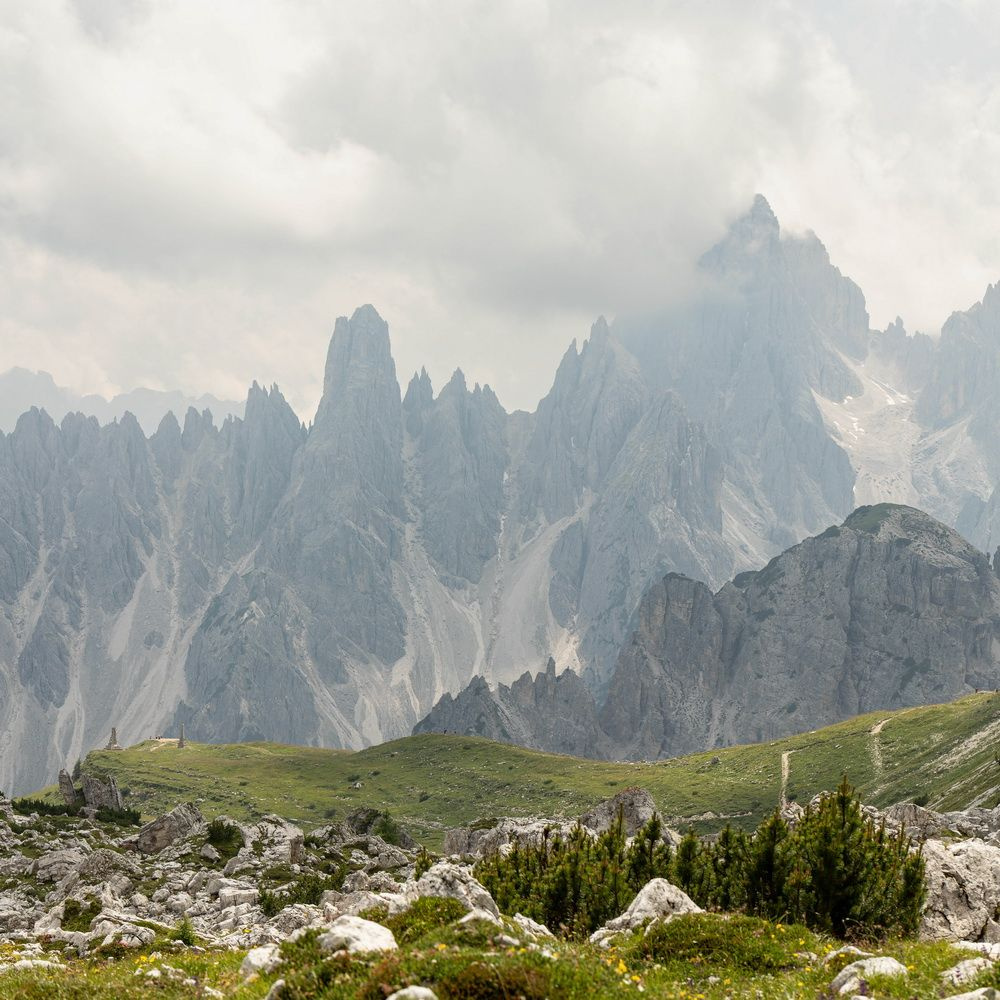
4,195 -> 1000,795
0,368 -> 244,436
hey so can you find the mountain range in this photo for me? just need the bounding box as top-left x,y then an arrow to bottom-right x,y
0,368 -> 244,436
4,195 -> 1000,795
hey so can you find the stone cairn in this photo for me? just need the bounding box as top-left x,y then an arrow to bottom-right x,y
104,727 -> 123,751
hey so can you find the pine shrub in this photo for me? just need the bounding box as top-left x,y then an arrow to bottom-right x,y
474,807 -> 672,937
682,776 -> 925,940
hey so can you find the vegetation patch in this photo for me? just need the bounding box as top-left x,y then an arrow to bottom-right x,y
259,871 -> 345,918
206,817 -> 245,860
844,502 -> 898,533
359,896 -> 467,945
61,896 -> 99,932
634,913 -> 815,971
476,809 -> 672,936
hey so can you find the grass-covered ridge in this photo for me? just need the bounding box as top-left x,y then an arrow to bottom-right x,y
41,692 -> 1000,849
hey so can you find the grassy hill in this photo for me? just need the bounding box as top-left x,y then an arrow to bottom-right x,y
48,692 -> 1000,849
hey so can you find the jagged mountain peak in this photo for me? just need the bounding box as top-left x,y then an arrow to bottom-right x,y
319,305 -> 396,410
442,367 -> 468,395
750,191 -> 777,221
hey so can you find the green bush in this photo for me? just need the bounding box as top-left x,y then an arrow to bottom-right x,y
359,896 -> 467,945
438,960 -> 551,1000
62,897 -> 99,932
476,777 -> 925,943
414,847 -> 435,879
635,913 -> 810,971
12,797 -> 79,817
372,811 -> 404,846
260,871 -> 344,918
172,916 -> 197,946
780,777 -> 925,939
681,776 -> 926,940
95,805 -> 141,827
475,808 -> 672,937
206,818 -> 244,859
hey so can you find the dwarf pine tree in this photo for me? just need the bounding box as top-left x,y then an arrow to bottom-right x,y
782,775 -> 925,938
672,830 -> 702,897
475,806 -> 673,936
743,810 -> 790,916
479,778 -> 924,941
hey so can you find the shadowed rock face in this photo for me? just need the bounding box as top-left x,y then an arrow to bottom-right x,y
601,504 -> 1000,758
419,504 -> 1000,762
413,658 -> 612,759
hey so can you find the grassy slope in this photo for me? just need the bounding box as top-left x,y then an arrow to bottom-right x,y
44,692 -> 1000,849
4,912 -> 998,999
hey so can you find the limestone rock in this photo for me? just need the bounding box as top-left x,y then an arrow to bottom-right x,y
81,774 -> 124,813
513,913 -> 555,939
830,956 -> 907,994
580,787 -> 657,836
590,879 -> 701,948
404,862 -> 499,919
602,504 -> 1000,758
31,848 -> 89,883
317,915 -> 397,954
922,839 -> 1000,941
415,660 -> 612,759
137,803 -> 204,855
941,958 -> 994,987
443,816 -> 579,859
387,988 -> 439,1000
58,770 -> 80,808
241,943 -> 282,979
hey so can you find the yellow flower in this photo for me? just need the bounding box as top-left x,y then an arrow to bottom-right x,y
435,943 -> 447,951
616,959 -> 627,974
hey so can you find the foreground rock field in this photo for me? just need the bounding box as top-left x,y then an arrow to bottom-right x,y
6,788 -> 1000,998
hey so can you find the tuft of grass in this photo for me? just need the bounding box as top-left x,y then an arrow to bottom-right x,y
206,817 -> 245,860
359,897 -> 467,946
633,914 -> 818,972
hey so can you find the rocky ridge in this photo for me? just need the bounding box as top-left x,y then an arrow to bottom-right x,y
419,503 -> 1000,760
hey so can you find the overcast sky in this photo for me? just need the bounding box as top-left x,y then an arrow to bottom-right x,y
1,0 -> 999,417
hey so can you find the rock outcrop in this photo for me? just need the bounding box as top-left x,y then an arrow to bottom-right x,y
137,803 -> 204,855
413,658 -> 611,758
81,774 -> 125,813
601,504 -> 1000,758
590,879 -> 702,948
921,839 -> 1000,942
423,504 -> 1000,761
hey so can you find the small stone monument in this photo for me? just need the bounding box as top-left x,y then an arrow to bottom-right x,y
104,727 -> 123,751
178,723 -> 186,749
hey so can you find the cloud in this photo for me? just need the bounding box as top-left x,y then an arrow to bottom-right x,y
0,0 -> 998,416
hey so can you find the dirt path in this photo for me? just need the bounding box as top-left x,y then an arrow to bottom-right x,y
780,750 -> 793,807
870,718 -> 890,776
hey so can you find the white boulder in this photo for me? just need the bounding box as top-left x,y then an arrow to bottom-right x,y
317,915 -> 397,954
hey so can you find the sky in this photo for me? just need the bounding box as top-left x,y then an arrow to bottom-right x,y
1,0 -> 999,419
